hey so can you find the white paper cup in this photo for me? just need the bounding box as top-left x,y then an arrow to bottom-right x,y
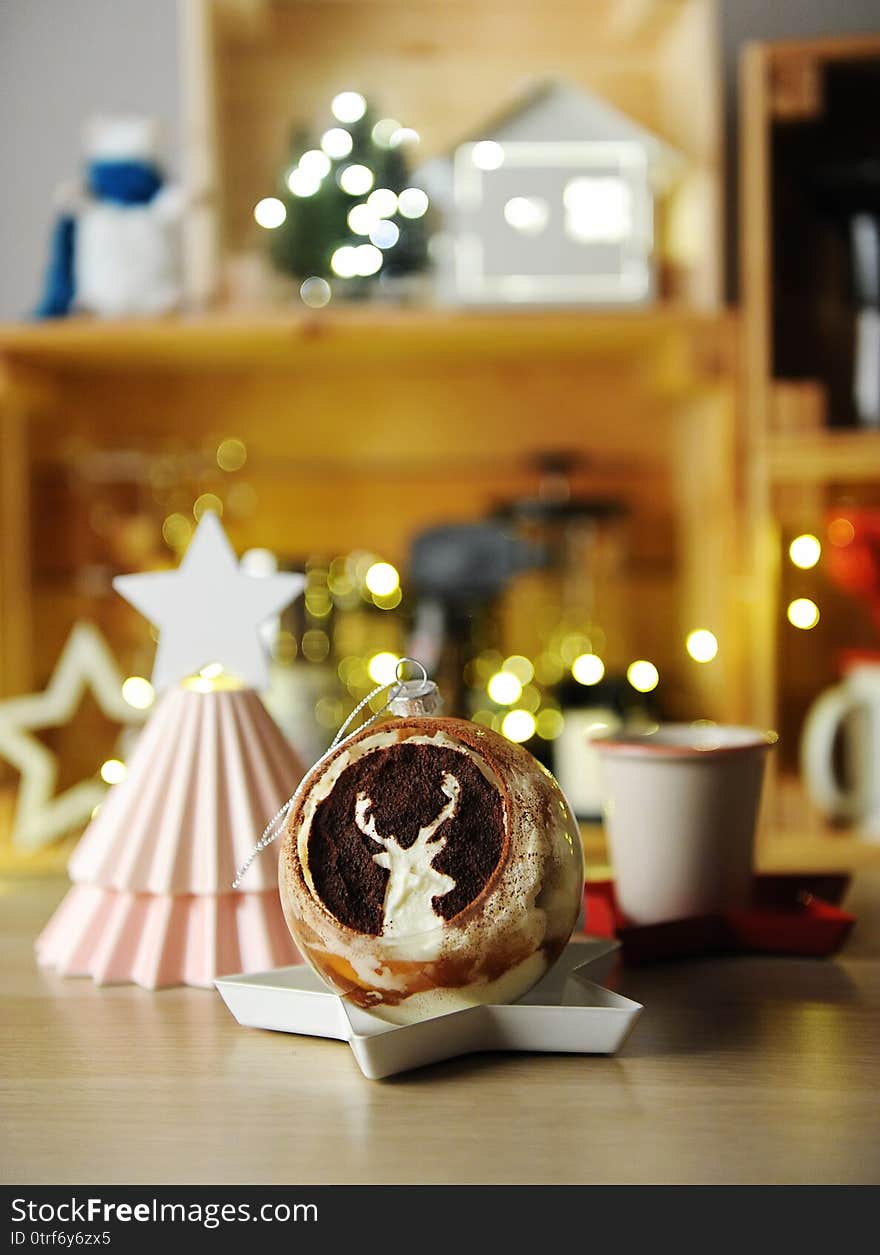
595,724 -> 774,925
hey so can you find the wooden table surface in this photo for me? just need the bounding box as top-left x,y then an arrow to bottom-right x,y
3,873 -> 880,1186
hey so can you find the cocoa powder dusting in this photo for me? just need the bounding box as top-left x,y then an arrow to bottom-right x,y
308,742 -> 505,934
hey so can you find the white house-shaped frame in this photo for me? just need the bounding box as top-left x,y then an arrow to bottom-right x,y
419,79 -> 682,307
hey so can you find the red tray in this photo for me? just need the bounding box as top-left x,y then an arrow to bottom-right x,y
584,874 -> 855,964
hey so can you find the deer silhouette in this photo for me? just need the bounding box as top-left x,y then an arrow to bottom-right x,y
354,772 -> 461,937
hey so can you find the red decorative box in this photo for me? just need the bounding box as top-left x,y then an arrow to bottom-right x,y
584,874 -> 855,964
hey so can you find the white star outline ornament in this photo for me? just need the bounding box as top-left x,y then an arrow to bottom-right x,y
0,622 -> 146,850
113,512 -> 305,693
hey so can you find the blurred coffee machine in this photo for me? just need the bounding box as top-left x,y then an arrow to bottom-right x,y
495,453 -> 656,818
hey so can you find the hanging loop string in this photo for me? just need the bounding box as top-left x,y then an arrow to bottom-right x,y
232,657 -> 428,889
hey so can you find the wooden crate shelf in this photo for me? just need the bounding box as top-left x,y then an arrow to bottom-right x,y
0,307 -> 734,380
767,429 -> 880,484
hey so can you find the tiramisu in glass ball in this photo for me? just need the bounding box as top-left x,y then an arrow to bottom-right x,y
278,704 -> 584,1024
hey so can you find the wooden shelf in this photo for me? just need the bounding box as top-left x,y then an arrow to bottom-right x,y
0,307 -> 734,376
767,428 -> 880,484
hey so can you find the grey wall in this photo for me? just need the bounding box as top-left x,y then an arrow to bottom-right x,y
1,1 -> 878,318
0,0 -> 180,319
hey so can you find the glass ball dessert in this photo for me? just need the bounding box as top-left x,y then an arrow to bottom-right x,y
278,711 -> 583,1024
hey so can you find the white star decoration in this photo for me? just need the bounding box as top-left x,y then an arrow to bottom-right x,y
0,622 -> 145,850
113,512 -> 305,692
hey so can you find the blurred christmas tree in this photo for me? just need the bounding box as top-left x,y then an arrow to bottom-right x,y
258,92 -> 430,302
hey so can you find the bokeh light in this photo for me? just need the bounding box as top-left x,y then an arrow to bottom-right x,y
488,671 -> 523,705
253,197 -> 286,228
368,651 -> 401,685
121,676 -> 154,710
331,91 -> 367,123
286,168 -> 320,197
535,708 -> 565,740
339,164 -> 374,196
789,534 -> 822,569
347,204 -> 376,235
100,758 -> 127,785
193,493 -> 223,521
371,118 -> 401,148
501,709 -> 536,743
828,517 -> 855,548
216,437 -> 247,472
330,246 -> 358,278
370,220 -> 400,249
627,660 -> 659,693
503,655 -> 534,684
367,188 -> 398,217
685,629 -> 718,663
364,561 -> 400,596
397,187 -> 429,219
389,127 -> 419,148
572,653 -> 605,685
302,630 -> 330,662
787,598 -> 820,630
354,244 -> 383,276
472,141 -> 505,170
298,149 -> 331,179
321,128 -> 353,159
300,276 -> 332,308
162,512 -> 192,550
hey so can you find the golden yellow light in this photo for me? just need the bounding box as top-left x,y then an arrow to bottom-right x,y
372,587 -> 402,611
193,493 -> 223,521
162,512 -> 191,550
364,561 -> 400,597
789,534 -> 821,569
100,759 -> 127,785
627,660 -> 659,693
685,629 -> 719,664
535,708 -> 565,740
368,651 -> 400,685
487,671 -> 523,706
503,655 -> 534,684
121,676 -> 155,710
302,630 -> 330,662
501,709 -> 536,743
787,598 -> 820,630
216,438 -> 247,472
534,652 -> 563,685
572,653 -> 605,685
519,684 -> 541,713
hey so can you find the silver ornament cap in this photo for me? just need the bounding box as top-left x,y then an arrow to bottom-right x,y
388,678 -> 444,718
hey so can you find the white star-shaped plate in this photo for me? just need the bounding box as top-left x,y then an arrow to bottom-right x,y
114,512 -> 305,693
216,939 -> 642,1079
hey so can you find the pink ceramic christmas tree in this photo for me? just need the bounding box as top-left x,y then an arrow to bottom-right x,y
36,514 -> 307,988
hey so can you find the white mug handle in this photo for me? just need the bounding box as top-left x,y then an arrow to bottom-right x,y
801,684 -> 864,820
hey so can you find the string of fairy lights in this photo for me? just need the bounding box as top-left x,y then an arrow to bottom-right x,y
99,524 -> 827,792
786,530 -> 823,629
253,91 -> 430,306
103,419 -> 746,760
